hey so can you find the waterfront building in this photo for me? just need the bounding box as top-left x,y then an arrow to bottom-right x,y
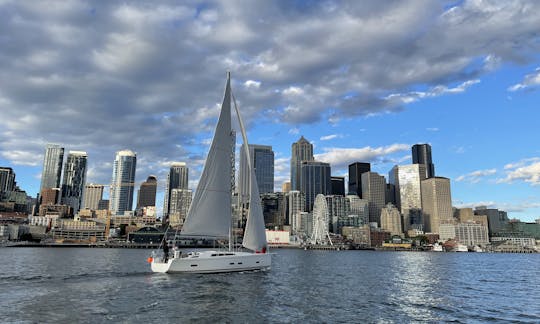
490,235 -> 536,247
163,162 -> 188,220
0,167 -> 16,194
136,175 -> 157,209
474,206 -> 509,235
412,144 -> 435,178
168,188 -> 192,227
389,164 -> 426,231
300,161 -> 331,212
239,144 -> 274,205
341,225 -> 371,246
291,136 -> 314,191
331,176 -> 345,196
61,151 -> 88,213
110,150 -> 137,216
261,192 -> 286,228
455,222 -> 489,247
287,190 -> 305,234
380,203 -> 403,237
421,177 -> 453,233
299,211 -> 312,238
346,194 -> 369,225
40,144 -> 64,191
361,171 -> 386,226
324,195 -> 348,234
348,162 -> 370,197
83,184 -> 104,210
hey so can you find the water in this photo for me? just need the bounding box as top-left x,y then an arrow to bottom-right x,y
0,248 -> 538,323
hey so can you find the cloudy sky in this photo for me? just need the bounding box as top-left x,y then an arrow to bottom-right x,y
1,0 -> 540,221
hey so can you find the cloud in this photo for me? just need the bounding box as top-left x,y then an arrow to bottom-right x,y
455,168 -> 497,183
1,1 -> 540,197
314,144 -> 410,170
498,158 -> 540,185
454,200 -> 540,213
508,67 -> 540,91
320,134 -> 343,141
426,127 -> 439,132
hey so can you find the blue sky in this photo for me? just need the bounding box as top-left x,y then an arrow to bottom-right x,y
1,1 -> 539,221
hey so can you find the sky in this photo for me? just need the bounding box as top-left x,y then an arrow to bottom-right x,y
1,0 -> 540,222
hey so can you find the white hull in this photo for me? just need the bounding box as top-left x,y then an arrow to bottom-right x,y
151,250 -> 271,274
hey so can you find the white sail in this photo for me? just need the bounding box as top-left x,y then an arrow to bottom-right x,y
180,75 -> 232,238
242,167 -> 268,252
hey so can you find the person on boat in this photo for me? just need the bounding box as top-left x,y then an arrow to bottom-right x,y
163,241 -> 169,262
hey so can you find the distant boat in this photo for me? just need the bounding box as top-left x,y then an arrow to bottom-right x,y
454,243 -> 468,252
150,73 -> 271,273
473,245 -> 484,253
432,243 -> 443,252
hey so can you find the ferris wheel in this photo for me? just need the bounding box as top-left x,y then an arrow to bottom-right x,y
310,194 -> 333,245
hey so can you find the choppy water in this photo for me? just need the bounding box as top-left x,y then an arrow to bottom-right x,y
0,247 -> 538,323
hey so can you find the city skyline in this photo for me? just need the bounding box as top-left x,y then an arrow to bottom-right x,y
1,1 -> 540,221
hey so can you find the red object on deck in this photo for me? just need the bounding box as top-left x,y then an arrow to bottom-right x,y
147,257 -> 153,263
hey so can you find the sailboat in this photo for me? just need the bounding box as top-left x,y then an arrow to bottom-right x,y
150,72 -> 271,273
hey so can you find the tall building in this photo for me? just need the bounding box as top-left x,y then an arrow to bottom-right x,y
361,171 -> 386,226
261,192 -> 286,227
325,195 -> 348,234
40,144 -> 64,191
389,164 -> 426,231
169,188 -> 192,227
346,194 -> 369,226
287,190 -> 305,233
163,162 -> 188,219
137,175 -> 157,209
474,206 -> 509,235
40,188 -> 61,205
412,144 -> 435,178
83,184 -> 104,210
110,150 -> 137,216
282,182 -> 291,193
300,161 -> 331,212
0,167 -> 16,194
348,162 -> 370,197
380,203 -> 403,237
239,144 -> 274,202
291,136 -> 314,191
61,151 -> 88,213
421,177 -> 453,233
331,176 -> 345,196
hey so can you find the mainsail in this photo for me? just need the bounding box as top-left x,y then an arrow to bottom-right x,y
180,75 -> 233,238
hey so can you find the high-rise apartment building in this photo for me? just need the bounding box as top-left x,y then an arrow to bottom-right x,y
239,144 -> 274,202
61,151 -> 88,213
291,136 -> 314,191
40,144 -> 64,191
389,164 -> 427,231
346,194 -> 369,226
412,144 -> 435,178
348,162 -> 370,197
300,161 -> 331,212
169,188 -> 192,227
380,203 -> 403,237
0,167 -> 16,194
361,171 -> 386,226
163,162 -> 188,219
287,190 -> 305,233
83,184 -> 104,210
474,206 -> 509,235
421,177 -> 453,233
110,150 -> 137,216
137,175 -> 157,209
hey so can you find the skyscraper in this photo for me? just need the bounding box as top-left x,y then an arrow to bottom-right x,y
83,184 -> 104,210
239,144 -> 274,202
291,136 -> 314,191
421,177 -> 453,233
169,188 -> 192,227
40,144 -> 64,191
0,167 -> 16,194
380,203 -> 402,237
412,144 -> 435,178
389,164 -> 426,231
361,171 -> 386,226
61,151 -> 88,213
348,162 -> 371,197
300,161 -> 331,212
331,176 -> 345,196
110,150 -> 137,216
287,190 -> 305,233
137,175 -> 157,209
163,162 -> 188,219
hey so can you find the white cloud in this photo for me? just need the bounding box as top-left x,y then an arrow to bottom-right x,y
454,200 -> 540,214
320,134 -> 342,141
508,67 -> 540,92
288,128 -> 300,135
244,80 -> 261,89
426,127 -> 439,132
498,158 -> 540,185
455,168 -> 497,183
